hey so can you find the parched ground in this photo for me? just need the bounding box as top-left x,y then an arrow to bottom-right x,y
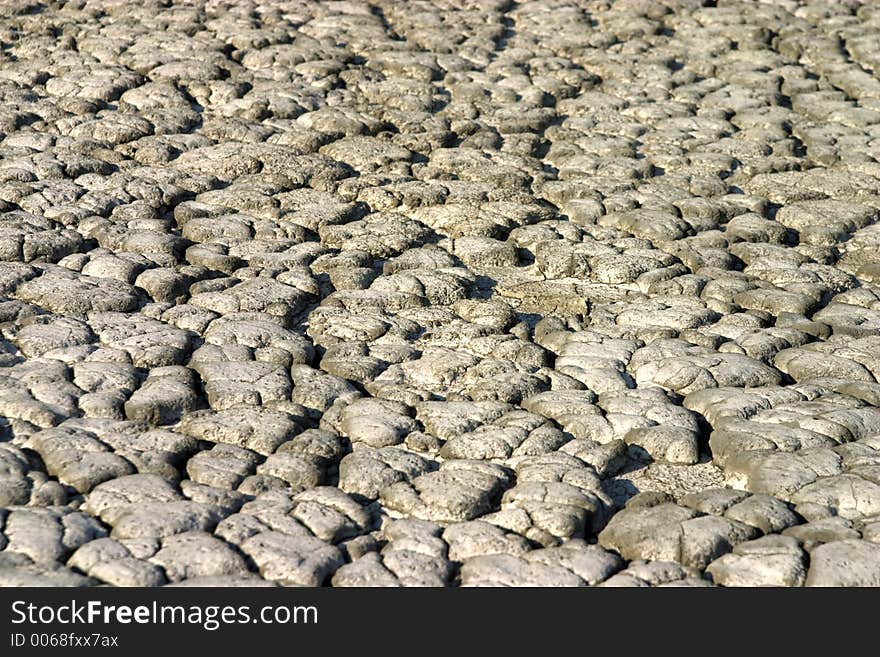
2,0 -> 880,588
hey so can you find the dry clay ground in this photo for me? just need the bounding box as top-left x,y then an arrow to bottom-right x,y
2,0 -> 880,587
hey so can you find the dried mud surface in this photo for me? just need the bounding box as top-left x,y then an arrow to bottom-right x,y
2,0 -> 880,587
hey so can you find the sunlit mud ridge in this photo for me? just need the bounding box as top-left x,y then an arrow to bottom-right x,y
2,0 -> 880,587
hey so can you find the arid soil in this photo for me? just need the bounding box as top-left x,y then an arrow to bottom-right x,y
2,0 -> 880,587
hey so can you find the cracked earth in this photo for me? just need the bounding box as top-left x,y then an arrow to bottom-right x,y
2,0 -> 880,587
